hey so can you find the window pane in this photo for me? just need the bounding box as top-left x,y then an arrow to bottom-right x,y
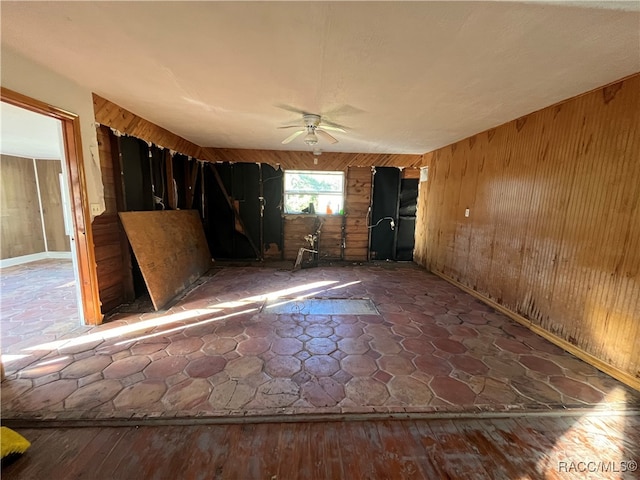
284,171 -> 343,193
284,193 -> 343,214
283,170 -> 344,214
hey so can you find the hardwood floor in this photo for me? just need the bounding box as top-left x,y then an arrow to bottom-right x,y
3,412 -> 638,479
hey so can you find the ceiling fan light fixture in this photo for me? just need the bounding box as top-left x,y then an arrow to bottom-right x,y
304,131 -> 318,145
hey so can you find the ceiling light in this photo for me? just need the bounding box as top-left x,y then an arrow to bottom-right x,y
304,132 -> 318,145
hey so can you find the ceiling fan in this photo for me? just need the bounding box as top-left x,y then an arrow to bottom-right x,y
279,114 -> 346,146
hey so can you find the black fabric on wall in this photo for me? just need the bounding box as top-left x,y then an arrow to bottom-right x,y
262,164 -> 283,252
120,136 -> 154,212
370,167 -> 400,260
203,163 -> 261,259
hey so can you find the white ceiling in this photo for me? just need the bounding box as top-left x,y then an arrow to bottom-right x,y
1,1 -> 638,155
0,102 -> 64,160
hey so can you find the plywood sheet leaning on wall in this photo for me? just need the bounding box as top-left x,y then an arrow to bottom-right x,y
119,210 -> 213,310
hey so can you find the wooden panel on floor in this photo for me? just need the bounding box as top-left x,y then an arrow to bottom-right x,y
119,210 -> 213,310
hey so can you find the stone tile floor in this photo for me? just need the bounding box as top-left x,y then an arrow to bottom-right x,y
1,259 -> 85,353
1,260 -> 639,420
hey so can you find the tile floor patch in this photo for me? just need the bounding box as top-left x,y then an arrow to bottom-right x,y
264,298 -> 379,315
2,262 -> 639,421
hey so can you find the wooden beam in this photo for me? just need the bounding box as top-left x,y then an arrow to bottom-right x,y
209,164 -> 261,259
185,161 -> 199,209
165,150 -> 177,210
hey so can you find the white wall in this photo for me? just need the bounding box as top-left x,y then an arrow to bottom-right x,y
1,46 -> 105,217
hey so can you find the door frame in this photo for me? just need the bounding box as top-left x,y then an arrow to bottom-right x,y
1,87 -> 102,325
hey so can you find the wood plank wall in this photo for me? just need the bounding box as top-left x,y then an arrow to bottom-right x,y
414,74 -> 640,388
282,215 -> 342,261
209,148 -> 424,170
282,166 -> 375,262
0,155 -> 69,258
0,154 -> 45,259
93,94 -> 203,159
35,159 -> 70,252
92,126 -> 134,313
344,167 -> 373,261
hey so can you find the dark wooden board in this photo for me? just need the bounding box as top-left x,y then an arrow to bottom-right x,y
6,414 -> 638,479
119,210 -> 212,310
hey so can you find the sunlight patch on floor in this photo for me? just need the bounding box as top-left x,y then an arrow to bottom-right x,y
535,387 -> 630,479
19,279 -> 344,354
0,354 -> 29,365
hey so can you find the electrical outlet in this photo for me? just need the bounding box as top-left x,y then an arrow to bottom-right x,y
90,203 -> 102,215
464,208 -> 470,218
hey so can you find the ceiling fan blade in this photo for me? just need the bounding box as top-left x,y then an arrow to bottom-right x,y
316,129 -> 339,144
278,124 -> 303,129
275,104 -> 309,115
320,118 -> 348,130
323,104 -> 365,118
282,130 -> 305,144
319,124 -> 346,133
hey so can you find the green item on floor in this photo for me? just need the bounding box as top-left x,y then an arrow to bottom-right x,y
1,427 -> 31,462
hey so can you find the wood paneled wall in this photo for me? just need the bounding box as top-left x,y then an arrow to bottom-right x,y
209,148 -> 423,170
93,94 -> 203,159
282,166 -> 375,262
0,155 -> 70,259
344,167 -> 373,261
92,126 -> 134,314
35,159 -> 70,252
415,74 -> 640,389
0,155 -> 45,258
283,215 -> 343,261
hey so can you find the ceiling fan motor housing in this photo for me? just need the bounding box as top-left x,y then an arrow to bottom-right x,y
280,113 -> 340,145
303,114 -> 321,127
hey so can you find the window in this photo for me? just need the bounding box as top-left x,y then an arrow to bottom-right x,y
284,170 -> 344,214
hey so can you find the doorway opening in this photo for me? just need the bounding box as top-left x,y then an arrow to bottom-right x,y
1,88 -> 102,376
0,101 -> 87,358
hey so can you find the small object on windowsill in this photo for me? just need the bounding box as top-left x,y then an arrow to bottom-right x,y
301,202 -> 315,214
326,203 -> 333,215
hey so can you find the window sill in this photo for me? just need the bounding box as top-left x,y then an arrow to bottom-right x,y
283,213 -> 344,217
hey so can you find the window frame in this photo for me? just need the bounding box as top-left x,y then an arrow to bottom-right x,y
283,169 -> 345,215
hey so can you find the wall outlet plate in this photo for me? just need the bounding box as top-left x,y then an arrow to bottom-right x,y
90,203 -> 102,215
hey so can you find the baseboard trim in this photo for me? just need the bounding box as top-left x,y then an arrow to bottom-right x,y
432,270 -> 640,393
0,251 -> 72,268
